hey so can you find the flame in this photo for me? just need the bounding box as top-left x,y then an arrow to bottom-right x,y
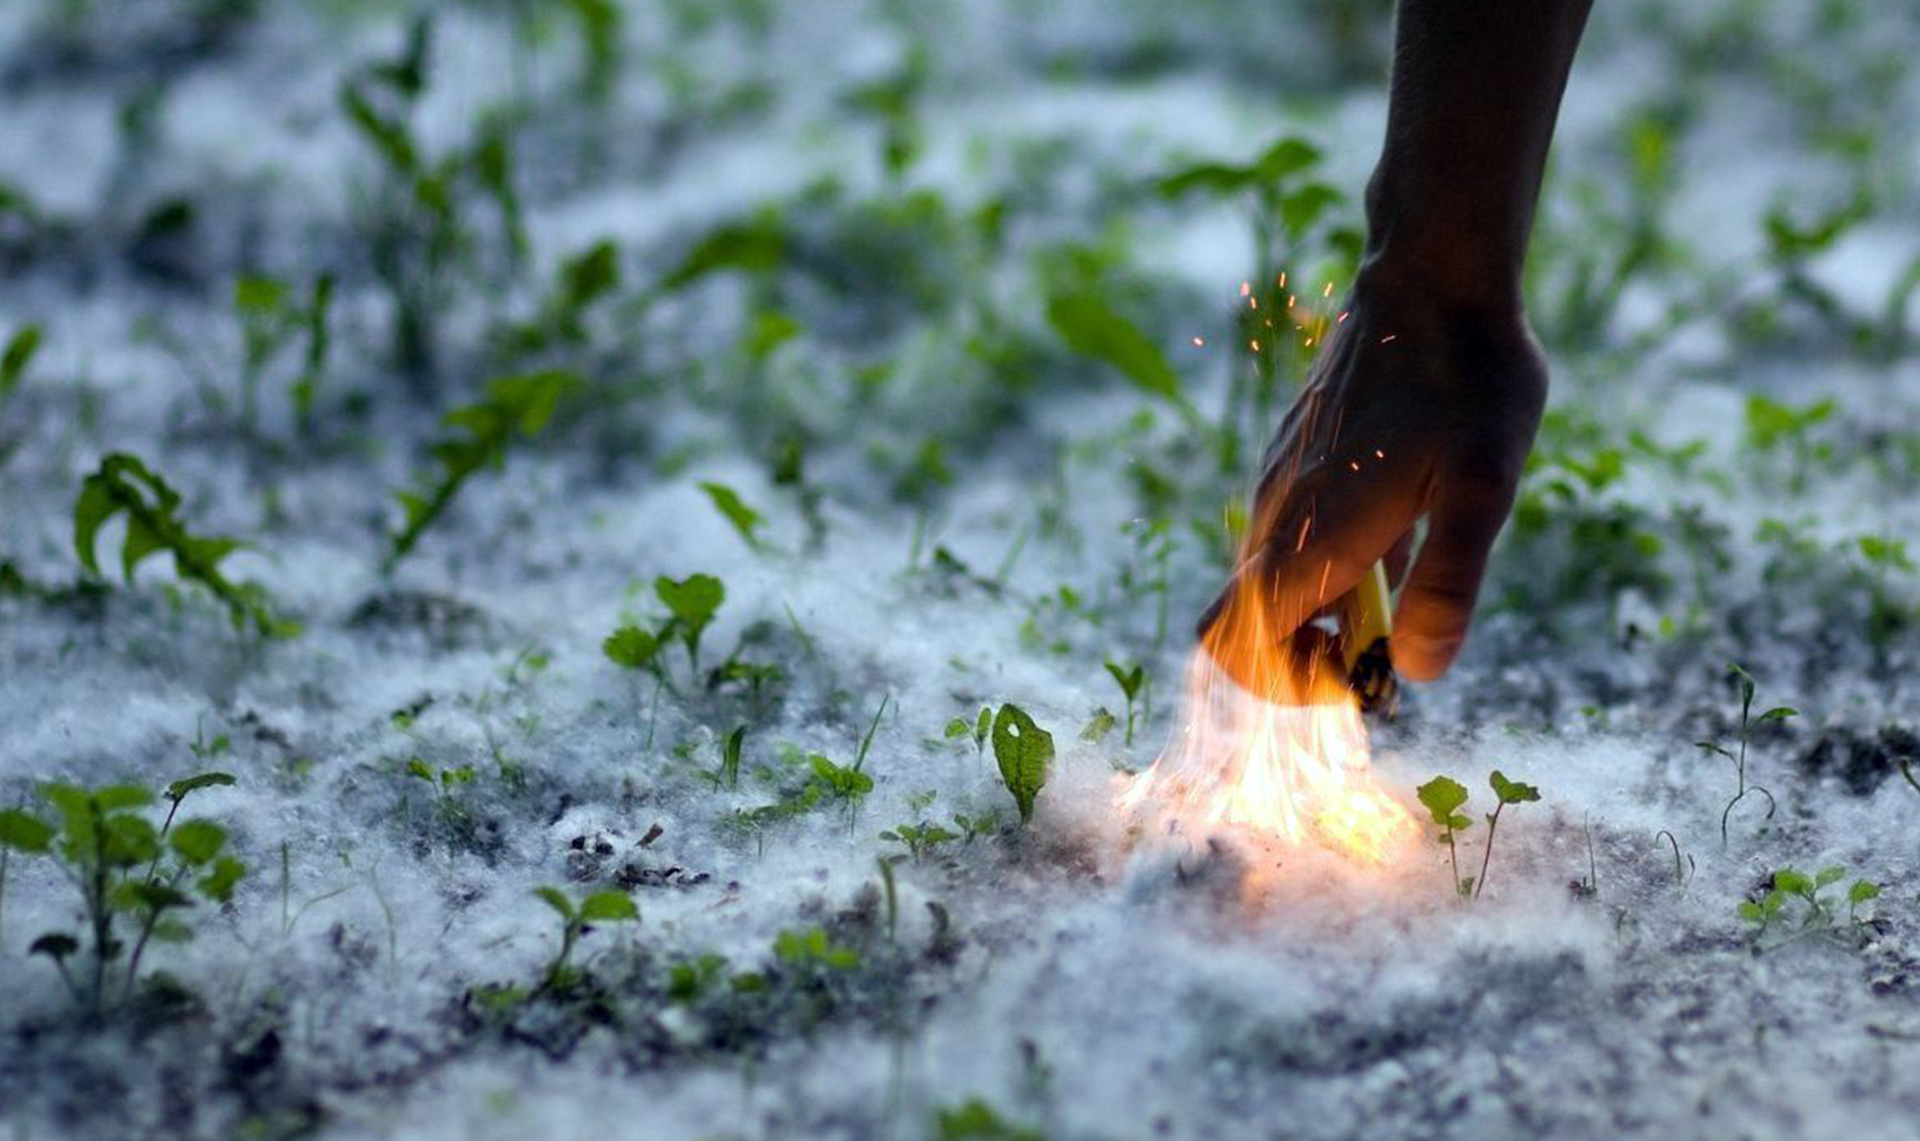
1116,273 -> 1415,864
1117,644 -> 1414,865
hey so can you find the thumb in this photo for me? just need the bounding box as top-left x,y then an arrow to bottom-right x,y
1391,474 -> 1518,681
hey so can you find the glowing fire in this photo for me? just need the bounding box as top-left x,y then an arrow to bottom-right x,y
1117,643 -> 1414,865
1118,271 -> 1415,863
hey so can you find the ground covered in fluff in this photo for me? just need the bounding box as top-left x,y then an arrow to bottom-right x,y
5,2 -> 1920,1139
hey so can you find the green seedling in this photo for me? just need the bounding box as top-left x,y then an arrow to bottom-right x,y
700,481 -> 766,551
1738,864 -> 1880,951
405,759 -> 475,856
716,725 -> 746,790
1045,292 -> 1196,424
387,370 -> 581,569
75,452 -> 294,637
340,15 -> 524,381
655,573 -> 725,673
232,273 -> 333,437
0,773 -> 241,1014
772,925 -> 859,971
1655,829 -> 1695,889
932,1098 -> 1047,1141
1416,776 -> 1474,898
944,707 -> 992,756
1745,394 -> 1836,493
1104,660 -> 1147,747
603,624 -> 665,679
1080,708 -> 1118,744
1698,663 -> 1792,845
532,885 -> 638,993
811,695 -> 888,828
498,239 -> 621,355
879,791 -> 960,861
1472,771 -> 1540,899
992,704 -> 1053,824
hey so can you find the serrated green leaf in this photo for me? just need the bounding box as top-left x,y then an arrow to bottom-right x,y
1489,770 -> 1541,805
991,704 -> 1053,824
1416,776 -> 1469,825
602,625 -> 662,670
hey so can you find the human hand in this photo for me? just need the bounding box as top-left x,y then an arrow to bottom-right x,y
1198,275 -> 1547,683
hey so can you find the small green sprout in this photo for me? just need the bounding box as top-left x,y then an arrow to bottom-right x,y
880,790 -> 960,861
944,707 -> 992,755
772,926 -> 859,971
1080,708 -> 1118,744
232,272 -> 332,437
532,885 -> 638,993
1,323 -> 40,462
1473,771 -> 1540,899
1416,776 -> 1473,897
387,370 -> 581,569
654,572 -> 725,673
1655,829 -> 1695,889
75,452 -> 294,637
931,1098 -> 1046,1141
1697,663 -> 1791,845
992,704 -> 1054,825
405,758 -> 475,854
1103,660 -> 1148,746
602,624 -> 665,678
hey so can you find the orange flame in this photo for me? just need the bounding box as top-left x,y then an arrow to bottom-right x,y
1116,274 -> 1414,865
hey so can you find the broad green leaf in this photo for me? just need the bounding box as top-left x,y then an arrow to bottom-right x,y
578,890 -> 639,922
1046,294 -> 1189,413
602,625 -> 663,670
1815,865 -> 1847,887
558,240 -> 621,311
1737,901 -> 1764,923
944,717 -> 971,739
660,216 -> 788,290
1773,868 -> 1813,896
1849,880 -> 1881,904
0,809 -> 54,852
168,819 -> 227,865
197,855 -> 246,902
1489,771 -> 1541,805
991,704 -> 1053,824
533,885 -> 576,922
656,574 -> 724,630
94,785 -> 154,811
233,275 -> 289,314
1416,776 -> 1469,825
1080,708 -> 1117,743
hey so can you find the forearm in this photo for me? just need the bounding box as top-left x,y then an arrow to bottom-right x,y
1359,0 -> 1595,312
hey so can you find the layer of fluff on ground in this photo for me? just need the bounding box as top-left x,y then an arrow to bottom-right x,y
4,1 -> 1920,1139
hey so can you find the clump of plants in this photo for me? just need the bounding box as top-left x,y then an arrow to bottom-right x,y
75,452 -> 295,637
0,773 -> 242,1015
1738,865 -> 1879,952
1416,770 -> 1541,899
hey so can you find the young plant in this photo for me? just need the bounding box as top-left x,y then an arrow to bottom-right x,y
386,370 -> 581,569
1472,771 -> 1540,899
531,885 -> 638,993
879,791 -> 959,861
1738,865 -> 1880,950
0,773 -> 242,1013
1698,663 -> 1793,845
809,695 -> 888,829
405,758 -> 475,856
992,704 -> 1053,824
1104,660 -> 1148,747
944,707 -> 992,756
497,239 -> 621,356
655,573 -> 725,673
232,272 -> 333,438
1416,776 -> 1474,897
339,15 -> 524,382
75,452 -> 294,637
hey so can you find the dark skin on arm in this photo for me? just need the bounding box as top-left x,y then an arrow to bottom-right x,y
1201,0 -> 1596,685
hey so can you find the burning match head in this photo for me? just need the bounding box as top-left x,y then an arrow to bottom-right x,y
1197,559 -> 1400,713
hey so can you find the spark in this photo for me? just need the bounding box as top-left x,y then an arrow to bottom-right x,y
1380,334 -> 1397,344
1250,340 -> 1261,352
1192,336 -> 1205,347
1322,281 -> 1333,298
1337,311 -> 1350,324
1240,281 -> 1251,298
